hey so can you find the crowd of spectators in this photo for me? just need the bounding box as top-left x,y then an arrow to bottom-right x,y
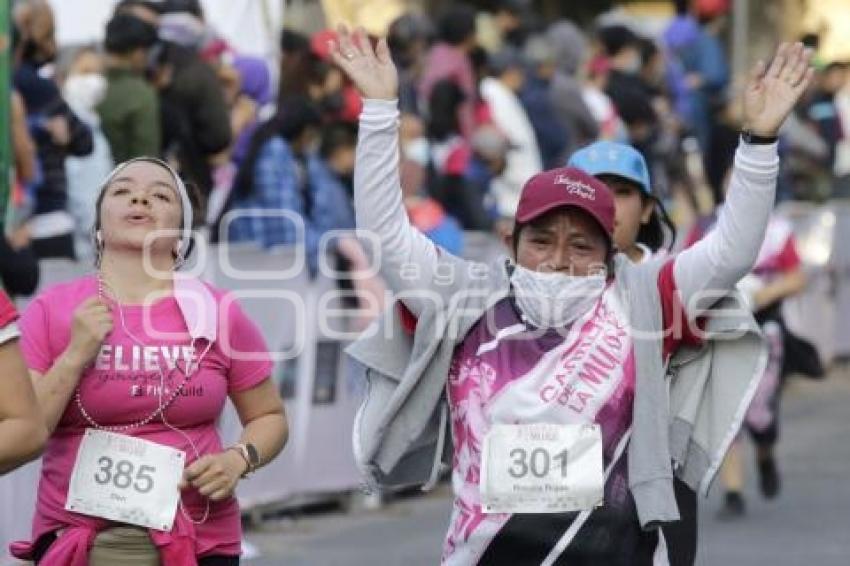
4,0 -> 850,296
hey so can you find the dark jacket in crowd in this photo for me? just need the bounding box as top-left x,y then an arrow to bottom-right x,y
0,237 -> 39,298
160,43 -> 231,195
806,90 -> 844,168
14,62 -> 93,215
521,75 -> 569,169
98,67 -> 161,163
547,21 -> 599,158
606,70 -> 658,131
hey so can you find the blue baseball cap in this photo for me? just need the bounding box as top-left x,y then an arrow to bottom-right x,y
567,141 -> 652,195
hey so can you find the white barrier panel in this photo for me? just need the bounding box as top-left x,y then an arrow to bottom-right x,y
205,244 -> 308,507
16,258 -> 94,311
777,202 -> 841,366
204,243 -> 363,509
0,460 -> 40,564
778,202 -> 835,364
826,202 -> 850,358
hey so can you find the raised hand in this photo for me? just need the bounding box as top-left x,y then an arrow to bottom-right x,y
328,24 -> 398,101
743,42 -> 815,137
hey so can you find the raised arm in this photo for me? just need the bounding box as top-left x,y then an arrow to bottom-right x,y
674,42 -> 814,315
329,26 -> 464,314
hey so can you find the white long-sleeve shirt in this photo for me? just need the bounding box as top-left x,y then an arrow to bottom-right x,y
480,77 -> 543,217
354,99 -> 779,319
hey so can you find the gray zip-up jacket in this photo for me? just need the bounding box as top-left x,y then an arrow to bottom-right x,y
347,99 -> 776,529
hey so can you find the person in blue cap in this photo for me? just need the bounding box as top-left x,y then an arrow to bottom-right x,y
569,140 -> 698,564
568,140 -> 675,264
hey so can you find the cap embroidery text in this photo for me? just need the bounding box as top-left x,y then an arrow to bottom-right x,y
553,175 -> 596,200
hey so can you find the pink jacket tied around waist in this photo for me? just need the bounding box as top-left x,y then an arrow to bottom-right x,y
11,510 -> 198,565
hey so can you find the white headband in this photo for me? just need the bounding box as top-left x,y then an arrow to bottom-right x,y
100,157 -> 193,260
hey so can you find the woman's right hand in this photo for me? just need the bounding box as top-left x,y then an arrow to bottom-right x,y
64,297 -> 113,370
328,24 -> 398,101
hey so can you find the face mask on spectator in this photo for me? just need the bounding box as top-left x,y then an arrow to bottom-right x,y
403,137 -> 430,167
63,73 -> 108,113
623,52 -> 641,74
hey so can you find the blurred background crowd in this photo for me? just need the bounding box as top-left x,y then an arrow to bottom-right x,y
1,0 -> 850,290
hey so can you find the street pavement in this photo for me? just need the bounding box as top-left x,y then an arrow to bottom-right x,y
244,369 -> 850,566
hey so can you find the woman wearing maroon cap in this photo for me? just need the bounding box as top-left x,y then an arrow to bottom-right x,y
332,26 -> 813,565
0,290 -> 47,474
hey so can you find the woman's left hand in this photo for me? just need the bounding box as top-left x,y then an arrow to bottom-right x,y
742,42 -> 815,137
179,450 -> 248,501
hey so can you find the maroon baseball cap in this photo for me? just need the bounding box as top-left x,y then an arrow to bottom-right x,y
515,167 -> 616,243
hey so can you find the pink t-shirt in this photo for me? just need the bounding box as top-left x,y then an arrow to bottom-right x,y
16,275 -> 272,559
0,290 -> 16,328
0,291 -> 19,345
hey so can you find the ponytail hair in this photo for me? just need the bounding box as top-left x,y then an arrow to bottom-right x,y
637,196 -> 676,252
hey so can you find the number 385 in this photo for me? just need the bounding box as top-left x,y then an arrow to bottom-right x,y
94,457 -> 156,493
508,448 -> 568,479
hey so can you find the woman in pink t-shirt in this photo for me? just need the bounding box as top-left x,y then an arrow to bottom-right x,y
12,158 -> 288,565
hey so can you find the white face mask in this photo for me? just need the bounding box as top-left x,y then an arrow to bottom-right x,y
510,264 -> 607,328
63,73 -> 107,113
624,53 -> 642,74
404,137 -> 430,167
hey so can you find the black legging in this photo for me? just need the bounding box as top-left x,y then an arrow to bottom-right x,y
199,557 -> 240,566
30,233 -> 76,260
661,477 -> 699,566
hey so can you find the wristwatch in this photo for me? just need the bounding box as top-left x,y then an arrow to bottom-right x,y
229,443 -> 260,477
741,130 -> 778,145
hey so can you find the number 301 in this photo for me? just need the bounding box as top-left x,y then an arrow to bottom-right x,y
94,457 -> 156,493
508,448 -> 568,479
